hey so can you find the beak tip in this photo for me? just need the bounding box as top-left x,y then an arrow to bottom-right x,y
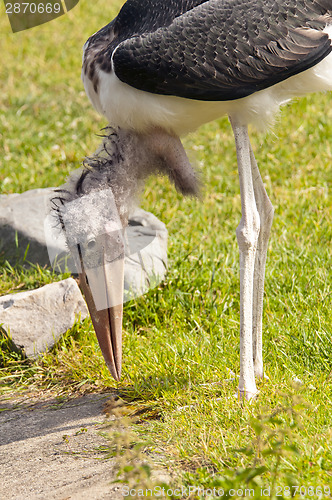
107,361 -> 122,382
78,259 -> 124,383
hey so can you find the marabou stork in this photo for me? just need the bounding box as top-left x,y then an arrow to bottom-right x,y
55,0 -> 332,399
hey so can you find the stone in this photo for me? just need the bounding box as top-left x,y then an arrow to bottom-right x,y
0,188 -> 56,266
0,187 -> 168,300
124,207 -> 168,301
0,278 -> 88,358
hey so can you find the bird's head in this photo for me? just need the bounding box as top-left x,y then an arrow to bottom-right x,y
52,127 -> 198,381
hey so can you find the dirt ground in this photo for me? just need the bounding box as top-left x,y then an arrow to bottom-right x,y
0,392 -> 125,500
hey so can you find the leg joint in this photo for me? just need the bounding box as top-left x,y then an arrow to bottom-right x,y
236,212 -> 260,251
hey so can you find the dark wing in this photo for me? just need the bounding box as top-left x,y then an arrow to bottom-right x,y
112,0 -> 332,101
83,0 -> 211,91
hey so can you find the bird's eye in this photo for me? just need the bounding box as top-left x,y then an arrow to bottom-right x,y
87,237 -> 96,249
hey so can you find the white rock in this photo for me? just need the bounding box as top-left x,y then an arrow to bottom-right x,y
0,188 -> 56,266
0,278 -> 88,358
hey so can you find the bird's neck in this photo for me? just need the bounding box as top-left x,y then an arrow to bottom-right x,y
78,126 -> 198,227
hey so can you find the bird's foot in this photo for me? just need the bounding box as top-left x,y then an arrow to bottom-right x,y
236,388 -> 259,401
253,362 -> 269,381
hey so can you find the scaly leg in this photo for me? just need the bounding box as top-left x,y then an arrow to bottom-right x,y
230,119 -> 260,399
250,146 -> 274,379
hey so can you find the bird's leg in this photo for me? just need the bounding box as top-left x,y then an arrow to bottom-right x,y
230,119 -> 259,399
250,146 -> 274,379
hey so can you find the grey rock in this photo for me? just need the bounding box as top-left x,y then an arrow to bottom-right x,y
0,187 -> 168,298
124,207 -> 168,301
0,188 -> 56,266
0,278 -> 88,357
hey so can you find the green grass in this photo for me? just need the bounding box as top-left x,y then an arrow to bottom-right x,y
1,1 -> 332,496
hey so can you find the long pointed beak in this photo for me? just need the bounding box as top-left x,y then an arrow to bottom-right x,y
78,253 -> 124,381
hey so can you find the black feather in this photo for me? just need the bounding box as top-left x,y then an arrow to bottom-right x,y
83,0 -> 332,101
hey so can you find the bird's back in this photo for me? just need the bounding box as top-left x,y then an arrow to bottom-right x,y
82,0 -> 332,134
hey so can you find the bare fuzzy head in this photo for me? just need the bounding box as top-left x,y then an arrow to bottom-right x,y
51,126 -> 199,246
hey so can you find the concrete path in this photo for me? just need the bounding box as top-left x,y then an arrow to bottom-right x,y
0,392 -> 124,500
